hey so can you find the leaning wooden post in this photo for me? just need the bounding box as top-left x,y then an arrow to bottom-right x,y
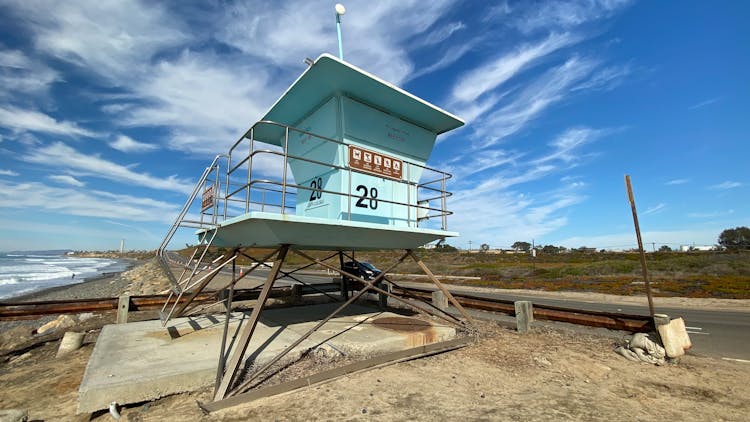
625,175 -> 655,317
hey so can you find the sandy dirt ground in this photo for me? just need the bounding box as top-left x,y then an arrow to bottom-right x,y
1,319 -> 748,421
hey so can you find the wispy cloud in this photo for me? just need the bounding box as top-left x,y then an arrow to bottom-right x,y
6,0 -> 187,84
448,183 -> 585,248
407,41 -> 478,83
643,203 -> 666,215
534,126 -> 609,165
445,148 -> 524,180
688,96 -> 721,110
217,0 -> 457,84
418,21 -> 466,46
0,169 -> 19,176
665,178 -> 689,185
103,220 -> 161,242
471,56 -> 600,148
0,106 -> 96,137
450,32 -> 577,106
115,51 -> 272,154
0,47 -> 59,98
687,209 -> 735,219
0,180 -> 179,223
110,135 -> 158,153
48,174 -> 85,187
510,0 -> 633,34
709,181 -> 742,190
23,142 -> 193,194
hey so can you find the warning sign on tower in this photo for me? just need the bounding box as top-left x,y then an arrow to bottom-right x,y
348,145 -> 403,180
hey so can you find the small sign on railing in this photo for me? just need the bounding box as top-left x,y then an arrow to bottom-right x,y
348,145 -> 403,180
201,185 -> 215,211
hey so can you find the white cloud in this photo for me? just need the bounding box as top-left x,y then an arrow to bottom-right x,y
445,148 -> 524,180
0,169 -> 19,176
0,106 -> 96,137
688,96 -> 721,110
471,56 -> 600,148
407,41 -> 478,83
665,179 -> 689,186
571,63 -> 631,92
0,180 -> 179,223
217,0 -> 456,84
555,228 -> 721,250
5,0 -> 187,83
110,135 -> 158,153
534,127 -> 608,165
450,32 -> 576,105
0,47 -> 59,98
48,174 -> 85,187
419,21 -> 466,46
709,181 -> 742,190
687,210 -> 735,219
449,186 -> 585,249
643,203 -> 666,215
115,51 -> 272,154
511,0 -> 633,34
23,142 -> 193,194
3,1 -> 460,156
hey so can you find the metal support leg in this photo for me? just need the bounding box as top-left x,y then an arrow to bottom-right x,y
214,245 -> 290,400
215,256 -> 238,392
227,249 -> 411,397
338,251 -> 348,300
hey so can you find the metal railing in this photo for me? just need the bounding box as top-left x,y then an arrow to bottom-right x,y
221,120 -> 454,228
159,119 -> 454,255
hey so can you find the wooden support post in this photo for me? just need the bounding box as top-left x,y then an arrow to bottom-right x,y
116,294 -> 130,324
432,291 -> 448,311
407,250 -> 475,324
214,245 -> 290,401
625,175 -> 655,317
514,300 -> 533,333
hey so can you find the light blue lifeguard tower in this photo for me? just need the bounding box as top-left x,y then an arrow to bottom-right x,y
156,53 -> 473,402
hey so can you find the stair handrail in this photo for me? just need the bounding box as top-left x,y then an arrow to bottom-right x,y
157,154 -> 228,257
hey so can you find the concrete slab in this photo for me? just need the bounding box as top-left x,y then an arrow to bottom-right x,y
78,303 -> 456,413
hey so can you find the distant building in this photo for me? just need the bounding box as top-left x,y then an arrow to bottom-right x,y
679,245 -> 716,252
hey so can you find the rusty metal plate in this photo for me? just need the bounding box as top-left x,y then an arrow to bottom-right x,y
372,316 -> 432,333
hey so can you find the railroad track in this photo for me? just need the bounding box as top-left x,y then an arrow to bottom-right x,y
390,286 -> 654,332
0,284 -> 653,333
0,285 -> 331,321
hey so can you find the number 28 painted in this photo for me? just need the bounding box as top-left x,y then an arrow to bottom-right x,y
355,185 -> 378,209
309,179 -> 378,210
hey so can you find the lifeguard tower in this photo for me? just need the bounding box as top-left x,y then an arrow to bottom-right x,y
157,53 -> 473,403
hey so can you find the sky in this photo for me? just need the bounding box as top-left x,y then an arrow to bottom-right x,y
0,0 -> 747,252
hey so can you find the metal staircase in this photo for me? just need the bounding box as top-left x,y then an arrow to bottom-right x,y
157,154 -> 230,324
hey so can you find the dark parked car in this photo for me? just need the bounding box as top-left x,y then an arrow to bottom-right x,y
342,261 -> 381,281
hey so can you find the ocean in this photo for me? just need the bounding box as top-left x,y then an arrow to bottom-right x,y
0,251 -> 132,300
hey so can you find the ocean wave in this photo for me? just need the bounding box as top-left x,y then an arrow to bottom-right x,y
0,277 -> 19,286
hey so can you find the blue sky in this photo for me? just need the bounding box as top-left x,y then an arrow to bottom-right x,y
0,0 -> 747,251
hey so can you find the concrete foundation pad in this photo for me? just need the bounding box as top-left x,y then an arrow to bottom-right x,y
78,303 -> 456,413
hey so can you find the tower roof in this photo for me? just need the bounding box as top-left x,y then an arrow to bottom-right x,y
249,54 -> 464,145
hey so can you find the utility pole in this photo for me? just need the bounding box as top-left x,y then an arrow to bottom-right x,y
468,240 -> 472,252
